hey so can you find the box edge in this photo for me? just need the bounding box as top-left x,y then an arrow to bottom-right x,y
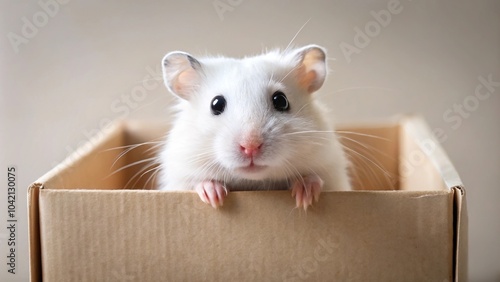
453,186 -> 468,282
27,182 -> 43,282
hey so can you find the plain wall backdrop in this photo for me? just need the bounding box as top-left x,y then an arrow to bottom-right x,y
1,0 -> 499,281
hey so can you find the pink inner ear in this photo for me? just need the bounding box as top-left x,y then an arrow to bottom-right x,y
295,47 -> 326,94
297,65 -> 320,94
174,68 -> 198,99
303,70 -> 318,93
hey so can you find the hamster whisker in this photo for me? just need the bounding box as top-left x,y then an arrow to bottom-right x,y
338,135 -> 394,161
282,160 -> 299,182
357,155 -> 389,189
335,132 -> 395,188
347,160 -> 363,190
144,142 -> 165,155
282,130 -> 334,136
151,168 -> 161,189
292,102 -> 312,117
106,140 -> 164,169
104,141 -> 163,151
335,130 -> 390,141
182,151 -> 217,166
342,148 -> 378,188
185,157 -> 219,184
279,64 -> 302,83
283,19 -> 311,54
280,133 -> 333,146
332,86 -> 398,95
347,149 -> 387,187
104,140 -> 163,156
108,157 -> 157,177
124,161 -> 158,189
342,146 -> 391,179
283,159 -> 306,188
144,165 -> 162,189
285,139 -> 325,148
268,69 -> 276,86
342,146 -> 394,189
220,167 -> 231,192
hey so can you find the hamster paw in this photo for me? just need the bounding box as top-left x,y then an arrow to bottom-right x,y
291,175 -> 324,211
195,180 -> 228,208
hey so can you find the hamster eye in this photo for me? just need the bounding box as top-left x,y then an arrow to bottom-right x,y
272,91 -> 289,112
211,95 -> 226,115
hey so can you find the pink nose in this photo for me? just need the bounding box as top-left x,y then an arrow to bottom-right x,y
240,143 -> 263,158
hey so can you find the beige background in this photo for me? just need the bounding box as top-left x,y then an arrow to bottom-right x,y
1,0 -> 499,281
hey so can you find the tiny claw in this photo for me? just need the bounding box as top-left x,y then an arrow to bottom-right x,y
195,180 -> 228,208
291,175 -> 324,210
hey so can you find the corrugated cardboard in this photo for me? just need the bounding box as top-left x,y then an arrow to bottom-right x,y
28,116 -> 467,281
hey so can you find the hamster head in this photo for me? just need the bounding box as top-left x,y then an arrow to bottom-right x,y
162,45 -> 331,182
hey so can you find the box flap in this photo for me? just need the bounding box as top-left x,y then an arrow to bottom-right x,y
400,116 -> 463,190
37,119 -> 170,191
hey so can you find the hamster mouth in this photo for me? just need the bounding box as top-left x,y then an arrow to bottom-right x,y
237,163 -> 268,174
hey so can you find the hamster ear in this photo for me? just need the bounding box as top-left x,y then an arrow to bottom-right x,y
291,45 -> 327,94
162,51 -> 203,100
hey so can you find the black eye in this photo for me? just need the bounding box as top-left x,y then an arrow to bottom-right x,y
211,95 -> 226,115
272,91 -> 289,112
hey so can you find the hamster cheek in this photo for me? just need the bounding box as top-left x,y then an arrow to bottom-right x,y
213,132 -> 242,169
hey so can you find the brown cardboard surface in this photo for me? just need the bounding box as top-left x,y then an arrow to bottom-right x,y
38,189 -> 453,281
28,116 -> 467,281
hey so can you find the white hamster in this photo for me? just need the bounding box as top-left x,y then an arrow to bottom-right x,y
157,45 -> 351,209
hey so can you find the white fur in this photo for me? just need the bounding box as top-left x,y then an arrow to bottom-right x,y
157,45 -> 351,193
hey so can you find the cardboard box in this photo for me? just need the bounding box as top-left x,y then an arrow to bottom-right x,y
28,116 -> 467,281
